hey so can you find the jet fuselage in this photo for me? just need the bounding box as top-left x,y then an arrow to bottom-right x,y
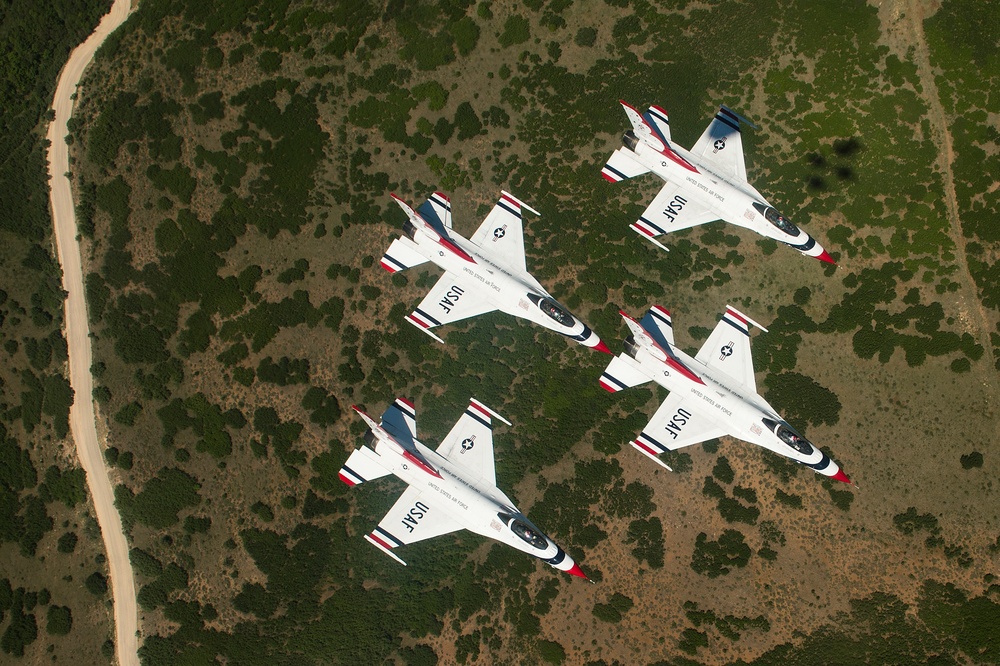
366,427 -> 578,568
405,222 -> 600,346
626,339 -> 844,477
624,137 -> 832,262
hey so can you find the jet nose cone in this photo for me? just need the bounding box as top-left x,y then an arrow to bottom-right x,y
565,562 -> 589,580
816,249 -> 837,265
830,468 -> 851,484
593,339 -> 612,355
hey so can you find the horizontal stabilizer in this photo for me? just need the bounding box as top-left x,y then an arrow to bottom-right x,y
381,237 -> 428,273
340,446 -> 392,487
602,148 -> 651,183
600,354 -> 651,393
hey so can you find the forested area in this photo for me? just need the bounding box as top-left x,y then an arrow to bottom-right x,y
61,0 -> 1000,663
0,0 -> 116,661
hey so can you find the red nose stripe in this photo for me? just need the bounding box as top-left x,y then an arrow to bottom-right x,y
565,563 -> 589,579
816,249 -> 836,265
830,468 -> 851,484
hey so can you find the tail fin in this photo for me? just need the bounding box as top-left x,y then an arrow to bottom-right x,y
619,310 -> 704,385
620,100 -> 666,152
646,105 -> 672,143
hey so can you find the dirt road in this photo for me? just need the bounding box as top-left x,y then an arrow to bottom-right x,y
46,0 -> 138,664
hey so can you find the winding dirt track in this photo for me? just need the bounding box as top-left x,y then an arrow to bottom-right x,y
45,0 -> 138,664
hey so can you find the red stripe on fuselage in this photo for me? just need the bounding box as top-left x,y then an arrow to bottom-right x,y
439,237 -> 476,263
403,450 -> 442,478
663,146 -> 699,173
667,356 -> 704,385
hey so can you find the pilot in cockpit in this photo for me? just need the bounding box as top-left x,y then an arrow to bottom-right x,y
510,518 -> 548,549
778,426 -> 812,454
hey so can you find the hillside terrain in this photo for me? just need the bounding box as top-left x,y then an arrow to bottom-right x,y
9,0 -> 1000,663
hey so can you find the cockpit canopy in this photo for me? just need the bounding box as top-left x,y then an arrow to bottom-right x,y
527,293 -> 575,327
752,202 -> 799,236
762,418 -> 813,454
498,512 -> 548,549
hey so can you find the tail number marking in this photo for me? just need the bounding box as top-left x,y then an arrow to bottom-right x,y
662,195 -> 688,224
439,285 -> 465,314
663,408 -> 692,439
401,501 -> 431,532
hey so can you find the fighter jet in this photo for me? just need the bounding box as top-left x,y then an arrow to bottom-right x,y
380,190 -> 610,352
340,397 -> 589,578
601,101 -> 835,264
600,304 -> 850,483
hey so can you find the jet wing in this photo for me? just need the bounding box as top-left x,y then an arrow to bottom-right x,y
631,180 -> 719,241
694,305 -> 758,392
635,392 -> 727,455
405,272 -> 498,340
380,398 -> 417,446
690,106 -> 748,183
364,486 -> 463,565
469,191 -> 537,271
437,399 -> 507,486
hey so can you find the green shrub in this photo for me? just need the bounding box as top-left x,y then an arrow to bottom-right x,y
498,15 -> 529,47
712,456 -> 735,484
56,532 -> 77,554
537,640 -> 565,664
626,517 -> 664,568
85,572 -> 108,596
574,27 -> 597,47
45,605 -> 71,635
960,451 -> 984,469
690,530 -> 751,578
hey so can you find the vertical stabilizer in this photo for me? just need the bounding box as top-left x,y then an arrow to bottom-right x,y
620,100 -> 667,152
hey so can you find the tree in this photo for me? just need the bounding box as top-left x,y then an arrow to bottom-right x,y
46,605 -> 72,635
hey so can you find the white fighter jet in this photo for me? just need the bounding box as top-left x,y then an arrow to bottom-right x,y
601,101 -> 835,264
380,191 -> 610,353
340,397 -> 589,578
600,304 -> 850,483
